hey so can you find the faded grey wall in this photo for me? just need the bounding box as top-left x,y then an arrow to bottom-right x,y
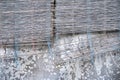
0,32 -> 120,80
0,0 -> 120,80
0,0 -> 52,44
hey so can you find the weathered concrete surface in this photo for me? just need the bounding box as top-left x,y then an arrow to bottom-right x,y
0,32 -> 119,80
55,0 -> 120,34
58,51 -> 120,80
0,0 -> 120,44
0,0 -> 120,80
0,0 -> 52,44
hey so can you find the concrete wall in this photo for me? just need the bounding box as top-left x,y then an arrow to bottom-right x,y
0,0 -> 120,44
0,0 -> 52,44
55,0 -> 120,34
0,0 -> 120,80
0,32 -> 119,80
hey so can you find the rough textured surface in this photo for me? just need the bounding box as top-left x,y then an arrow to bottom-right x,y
0,0 -> 52,44
0,32 -> 119,80
55,0 -> 119,34
0,0 -> 120,80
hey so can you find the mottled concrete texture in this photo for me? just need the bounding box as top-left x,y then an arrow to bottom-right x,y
0,32 -> 120,80
0,0 -> 120,80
